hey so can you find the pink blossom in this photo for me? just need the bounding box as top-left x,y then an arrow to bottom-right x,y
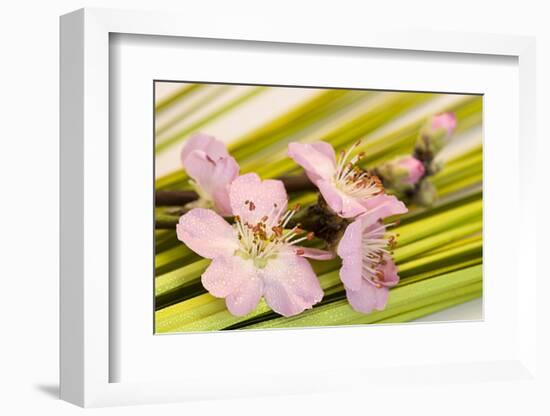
177,173 -> 333,317
377,155 -> 425,188
415,112 -> 457,158
180,133 -> 239,216
396,156 -> 425,185
431,112 -> 457,135
336,199 -> 406,313
288,141 -> 406,219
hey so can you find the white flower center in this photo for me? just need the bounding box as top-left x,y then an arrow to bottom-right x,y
233,203 -> 313,268
333,141 -> 383,200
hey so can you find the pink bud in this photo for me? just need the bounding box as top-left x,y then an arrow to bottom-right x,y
397,156 -> 425,185
431,112 -> 457,136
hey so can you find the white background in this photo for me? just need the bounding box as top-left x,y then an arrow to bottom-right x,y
1,0 -> 548,415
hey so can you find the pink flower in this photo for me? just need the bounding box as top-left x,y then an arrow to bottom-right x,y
181,133 -> 239,216
336,201 -> 406,313
431,112 -> 457,135
396,156 -> 425,185
288,141 -> 406,219
177,173 -> 334,317
416,113 -> 457,157
377,156 -> 425,191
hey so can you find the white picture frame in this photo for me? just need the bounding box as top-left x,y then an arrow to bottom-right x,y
60,7 -> 539,408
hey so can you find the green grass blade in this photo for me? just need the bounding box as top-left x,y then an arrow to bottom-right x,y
155,87 -> 267,154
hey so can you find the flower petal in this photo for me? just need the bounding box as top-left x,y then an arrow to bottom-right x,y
431,113 -> 457,135
399,156 -> 425,185
176,208 -> 238,259
212,184 -> 233,216
225,265 -> 264,316
297,247 -> 335,260
202,252 -> 264,317
341,197 -> 370,218
229,173 -> 288,225
180,133 -> 229,165
182,150 -> 218,196
377,255 -> 400,287
210,157 -> 239,215
336,219 -> 364,291
183,150 -> 239,214
346,280 -> 390,314
317,180 -> 366,218
201,256 -> 244,298
310,142 -> 337,164
288,141 -> 336,183
360,194 -> 408,223
262,249 -> 324,317
316,179 -> 343,214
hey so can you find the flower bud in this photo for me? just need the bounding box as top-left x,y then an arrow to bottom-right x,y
414,179 -> 438,207
377,155 -> 425,192
415,112 -> 457,160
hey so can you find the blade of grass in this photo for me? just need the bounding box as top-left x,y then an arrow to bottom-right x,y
398,238 -> 481,277
158,259 -> 481,333
155,269 -> 343,333
243,265 -> 481,330
230,90 -> 358,161
155,86 -> 267,154
155,85 -> 232,137
155,244 -> 198,275
399,184 -> 481,223
357,96 -> 481,165
224,254 -> 481,330
400,258 -> 481,286
310,282 -> 482,326
155,84 -> 202,113
395,199 -> 481,246
155,89 -> 351,189
155,259 -> 210,296
250,92 -> 436,179
438,173 -> 482,196
393,220 -> 481,263
155,230 -> 181,253
361,286 -> 482,324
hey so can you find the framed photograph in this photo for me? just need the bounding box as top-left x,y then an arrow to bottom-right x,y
60,7 -> 539,407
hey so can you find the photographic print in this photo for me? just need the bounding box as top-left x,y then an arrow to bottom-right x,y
154,82 -> 482,333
